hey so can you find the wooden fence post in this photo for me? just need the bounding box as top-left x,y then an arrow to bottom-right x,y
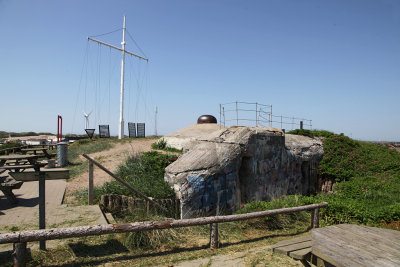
13,242 -> 27,266
312,207 -> 319,228
88,162 -> 94,205
210,223 -> 218,249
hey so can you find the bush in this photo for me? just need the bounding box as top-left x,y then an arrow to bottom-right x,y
94,151 -> 177,200
151,138 -> 182,153
151,138 -> 168,150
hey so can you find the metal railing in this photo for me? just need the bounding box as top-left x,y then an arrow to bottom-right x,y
219,101 -> 312,130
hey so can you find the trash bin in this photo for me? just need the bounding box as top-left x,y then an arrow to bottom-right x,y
57,142 -> 68,167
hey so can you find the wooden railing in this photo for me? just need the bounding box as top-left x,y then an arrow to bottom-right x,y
0,202 -> 327,266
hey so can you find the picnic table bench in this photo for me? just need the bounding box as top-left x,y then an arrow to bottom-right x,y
0,175 -> 23,204
0,162 -> 47,171
272,235 -> 313,266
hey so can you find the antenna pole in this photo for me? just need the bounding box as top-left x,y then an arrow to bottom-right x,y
118,15 -> 127,139
155,106 -> 158,136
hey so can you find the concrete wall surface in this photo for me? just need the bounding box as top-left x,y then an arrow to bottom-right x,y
164,126 -> 323,219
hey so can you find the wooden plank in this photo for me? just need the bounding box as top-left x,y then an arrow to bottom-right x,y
274,240 -> 312,256
9,169 -> 69,181
1,165 -> 35,170
312,225 -> 400,267
272,235 -> 311,249
289,247 -> 312,260
337,224 -> 400,248
336,224 -> 400,253
0,154 -> 40,160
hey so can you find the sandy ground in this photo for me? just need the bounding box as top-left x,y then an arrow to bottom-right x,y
64,139 -> 156,203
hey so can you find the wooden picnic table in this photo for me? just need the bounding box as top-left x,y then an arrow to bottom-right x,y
272,224 -> 400,267
20,148 -> 55,159
312,224 -> 400,267
0,154 -> 42,171
0,154 -> 44,204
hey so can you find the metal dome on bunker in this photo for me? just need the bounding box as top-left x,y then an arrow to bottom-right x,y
197,115 -> 217,124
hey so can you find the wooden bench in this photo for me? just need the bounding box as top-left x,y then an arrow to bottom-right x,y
0,165 -> 36,171
0,175 -> 23,204
4,160 -> 31,166
1,162 -> 47,171
272,235 -> 312,266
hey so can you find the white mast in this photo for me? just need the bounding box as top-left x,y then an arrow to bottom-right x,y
154,106 -> 158,136
118,15 -> 127,139
88,15 -> 148,139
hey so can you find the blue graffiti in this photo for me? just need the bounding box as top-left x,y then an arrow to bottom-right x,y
187,175 -> 205,192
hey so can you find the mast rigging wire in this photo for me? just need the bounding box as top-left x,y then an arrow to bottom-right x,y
126,29 -> 148,59
89,28 -> 122,38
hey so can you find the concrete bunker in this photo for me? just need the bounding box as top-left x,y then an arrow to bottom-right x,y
164,126 -> 323,219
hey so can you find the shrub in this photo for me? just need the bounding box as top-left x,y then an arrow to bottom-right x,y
151,138 -> 182,153
151,138 -> 168,150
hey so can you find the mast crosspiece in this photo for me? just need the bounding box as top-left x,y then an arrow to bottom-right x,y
88,15 -> 148,139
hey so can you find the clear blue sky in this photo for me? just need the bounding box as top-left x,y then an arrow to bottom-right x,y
0,0 -> 399,141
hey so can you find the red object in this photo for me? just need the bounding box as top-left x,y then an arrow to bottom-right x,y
57,115 -> 63,143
